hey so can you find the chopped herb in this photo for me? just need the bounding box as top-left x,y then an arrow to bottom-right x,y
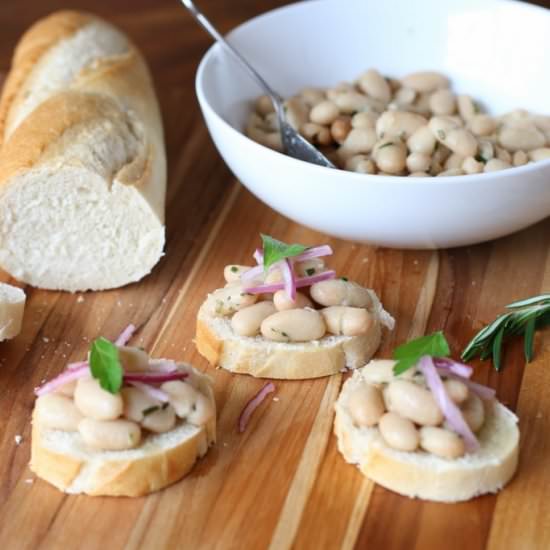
340,276 -> 349,281
462,293 -> 550,370
281,331 -> 289,338
475,153 -> 487,163
437,129 -> 446,140
305,268 -> 316,276
162,402 -> 170,410
89,337 -> 123,394
142,405 -> 160,417
378,142 -> 394,149
230,266 -> 238,273
261,234 -> 307,271
393,331 -> 451,375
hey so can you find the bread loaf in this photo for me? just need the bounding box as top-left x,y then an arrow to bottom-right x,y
0,11 -> 166,291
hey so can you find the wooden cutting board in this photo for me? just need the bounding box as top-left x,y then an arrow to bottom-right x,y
0,1 -> 549,548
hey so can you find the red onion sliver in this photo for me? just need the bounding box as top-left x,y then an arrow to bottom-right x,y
280,259 -> 296,301
115,324 -> 136,347
35,365 -> 90,396
241,264 -> 265,282
129,381 -> 170,403
238,382 -> 276,433
244,270 -> 336,294
434,358 -> 473,378
419,356 -> 479,453
67,360 -> 89,370
123,371 -> 188,383
294,245 -> 333,263
441,371 -> 496,401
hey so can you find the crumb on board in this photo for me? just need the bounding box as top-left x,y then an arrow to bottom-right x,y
76,296 -> 84,303
42,337 -> 49,343
14,435 -> 23,445
24,478 -> 34,484
272,397 -> 280,402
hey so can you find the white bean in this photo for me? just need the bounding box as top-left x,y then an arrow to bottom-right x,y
78,418 -> 141,451
401,71 -> 449,92
223,264 -> 251,284
351,111 -> 378,129
361,359 -> 415,385
231,301 -> 277,336
301,123 -> 332,146
376,110 -> 427,139
436,168 -> 464,177
333,91 -> 370,113
295,258 -> 325,277
393,87 -> 416,106
358,69 -> 391,103
254,95 -> 274,116
379,412 -> 420,451
284,97 -> 309,131
341,127 -> 377,154
330,116 -> 352,143
419,426 -> 465,458
261,309 -> 326,342
431,118 -> 477,157
457,95 -> 477,121
210,285 -> 257,316
299,87 -> 326,107
460,393 -> 485,432
310,100 -> 339,125
161,380 -> 214,425
374,140 -> 407,174
35,394 -> 83,431
406,152 -> 431,173
409,171 -> 430,177
321,306 -> 373,336
407,125 -> 436,154
444,153 -> 465,170
462,156 -> 484,174
55,379 -> 77,397
347,381 -> 385,427
273,290 -> 312,311
345,155 -> 376,174
498,125 -> 545,151
74,377 -> 124,420
385,380 -> 443,426
122,387 -> 159,422
429,89 -> 456,115
468,114 -> 496,136
310,279 -> 372,308
512,150 -> 528,166
529,147 -> 550,161
484,158 -> 512,172
142,404 -> 177,433
443,379 -> 469,404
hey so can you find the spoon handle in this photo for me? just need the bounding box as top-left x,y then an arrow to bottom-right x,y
181,0 -> 283,107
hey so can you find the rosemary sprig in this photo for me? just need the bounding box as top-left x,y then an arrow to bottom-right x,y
461,293 -> 550,370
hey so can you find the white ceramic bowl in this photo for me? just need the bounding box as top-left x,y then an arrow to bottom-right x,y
196,0 -> 550,249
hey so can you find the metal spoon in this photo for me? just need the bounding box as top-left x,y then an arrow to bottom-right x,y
181,0 -> 335,168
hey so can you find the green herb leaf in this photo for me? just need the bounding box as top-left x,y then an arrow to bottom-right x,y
378,142 -> 394,150
437,129 -> 446,140
305,267 -> 316,276
393,331 -> 451,375
142,405 -> 160,417
461,293 -> 550,370
261,234 -> 307,271
230,265 -> 238,273
89,337 -> 123,394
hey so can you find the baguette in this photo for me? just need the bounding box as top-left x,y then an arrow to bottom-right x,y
0,282 -> 25,340
0,11 -> 166,291
31,362 -> 216,497
196,287 -> 390,379
334,363 -> 520,502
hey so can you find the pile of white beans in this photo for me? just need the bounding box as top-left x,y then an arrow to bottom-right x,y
346,360 -> 486,459
246,69 -> 550,176
35,347 -> 214,451
215,260 -> 374,341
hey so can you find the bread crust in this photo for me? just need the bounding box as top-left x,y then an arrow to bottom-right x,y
0,11 -> 93,147
334,367 -> 520,502
195,295 -> 384,380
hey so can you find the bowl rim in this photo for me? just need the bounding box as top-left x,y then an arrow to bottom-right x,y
195,0 -> 550,187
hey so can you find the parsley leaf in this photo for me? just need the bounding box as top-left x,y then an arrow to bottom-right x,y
261,234 -> 307,271
89,337 -> 123,394
393,331 -> 451,375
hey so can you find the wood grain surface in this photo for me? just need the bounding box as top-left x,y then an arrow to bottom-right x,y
0,1 -> 549,549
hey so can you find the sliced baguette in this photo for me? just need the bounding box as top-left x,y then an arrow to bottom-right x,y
30,365 -> 216,497
196,288 -> 392,379
334,365 -> 519,502
0,11 -> 166,291
0,282 -> 26,340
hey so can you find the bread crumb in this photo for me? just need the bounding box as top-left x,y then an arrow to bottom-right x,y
223,442 -> 228,447
272,397 -> 280,402
42,337 -> 49,343
24,478 -> 34,484
362,258 -> 369,263
76,296 -> 84,303
14,435 -> 23,445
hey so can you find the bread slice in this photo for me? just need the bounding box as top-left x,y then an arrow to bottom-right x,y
0,282 -> 25,340
30,367 -> 216,497
0,11 -> 165,291
196,289 -> 392,379
334,366 -> 519,502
